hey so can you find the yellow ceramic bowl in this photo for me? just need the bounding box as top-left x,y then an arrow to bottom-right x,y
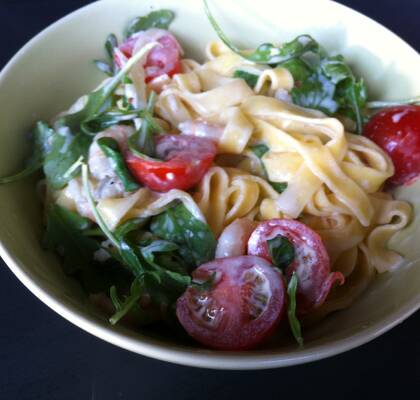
0,0 -> 419,369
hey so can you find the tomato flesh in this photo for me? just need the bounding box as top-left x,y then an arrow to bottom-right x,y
176,256 -> 286,350
364,105 -> 420,186
125,135 -> 217,192
247,219 -> 344,315
115,31 -> 182,83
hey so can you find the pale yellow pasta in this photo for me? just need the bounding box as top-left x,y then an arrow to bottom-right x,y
52,38 -> 414,325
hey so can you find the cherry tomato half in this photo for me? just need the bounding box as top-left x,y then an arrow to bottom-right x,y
247,219 -> 344,315
115,30 -> 182,83
125,135 -> 217,192
364,105 -> 420,186
176,255 -> 286,350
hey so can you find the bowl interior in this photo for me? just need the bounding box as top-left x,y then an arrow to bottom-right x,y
0,0 -> 419,369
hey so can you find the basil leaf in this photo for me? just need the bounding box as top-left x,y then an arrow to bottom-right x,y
125,9 -> 175,38
0,121 -> 54,184
97,137 -> 140,192
233,70 -> 259,88
43,130 -> 92,189
57,43 -> 156,133
150,203 -> 216,268
287,272 -> 304,347
267,234 -> 295,271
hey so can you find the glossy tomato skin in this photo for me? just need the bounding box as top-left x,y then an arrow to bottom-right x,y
176,256 -> 286,350
247,219 -> 344,315
364,105 -> 420,186
115,31 -> 182,83
125,135 -> 217,192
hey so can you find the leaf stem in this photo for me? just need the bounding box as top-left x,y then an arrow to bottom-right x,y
81,163 -> 120,248
367,96 -> 420,109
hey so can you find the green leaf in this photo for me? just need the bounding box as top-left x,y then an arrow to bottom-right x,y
94,60 -> 113,77
270,181 -> 288,194
0,121 -> 54,184
281,58 -> 312,83
43,130 -> 92,189
97,137 -> 140,192
109,278 -> 143,324
267,234 -> 295,271
287,272 -> 304,347
140,240 -> 179,263
233,69 -> 259,88
191,271 -> 216,292
114,217 -> 149,241
250,143 -> 269,159
291,71 -> 339,114
150,203 -> 216,268
250,144 -> 288,194
204,0 -> 320,65
81,109 -> 142,134
56,42 -> 157,133
44,205 -> 99,274
127,91 -> 159,158
105,34 -> 118,62
125,9 -> 175,38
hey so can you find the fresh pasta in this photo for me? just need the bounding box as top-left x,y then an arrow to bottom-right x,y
2,7 -> 417,351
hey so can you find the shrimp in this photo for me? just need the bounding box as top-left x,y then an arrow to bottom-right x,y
215,218 -> 257,259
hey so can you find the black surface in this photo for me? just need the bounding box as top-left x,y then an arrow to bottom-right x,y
0,1 -> 419,399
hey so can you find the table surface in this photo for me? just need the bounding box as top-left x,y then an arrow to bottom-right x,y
0,1 -> 419,399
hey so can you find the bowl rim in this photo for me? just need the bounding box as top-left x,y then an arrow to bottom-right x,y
0,0 -> 419,370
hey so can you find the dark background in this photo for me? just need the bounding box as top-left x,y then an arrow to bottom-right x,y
0,1 -> 419,399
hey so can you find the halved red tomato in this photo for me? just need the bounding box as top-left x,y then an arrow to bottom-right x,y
125,135 -> 217,192
176,255 -> 286,350
115,30 -> 182,83
247,219 -> 344,315
364,105 -> 420,186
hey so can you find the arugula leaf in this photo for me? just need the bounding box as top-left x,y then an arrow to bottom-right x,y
43,130 -> 92,189
0,121 -> 54,184
250,143 -> 269,159
109,278 -> 143,324
250,144 -> 288,194
94,34 -> 119,77
114,217 -> 149,241
270,182 -> 288,194
287,272 -> 304,347
44,205 -> 98,274
291,70 -> 338,114
57,42 -> 157,133
233,70 -> 259,88
267,235 -> 295,271
125,9 -> 175,39
280,59 -> 312,83
81,109 -> 142,134
97,137 -> 140,192
127,91 -> 160,158
150,203 -> 216,268
191,271 -> 216,292
94,60 -> 113,77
